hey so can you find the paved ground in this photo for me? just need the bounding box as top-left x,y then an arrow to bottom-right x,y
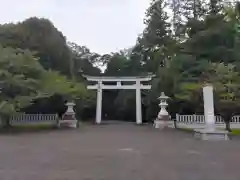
0,123 -> 240,180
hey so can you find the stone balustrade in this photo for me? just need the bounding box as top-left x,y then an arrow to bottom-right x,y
175,114 -> 240,129
0,114 -> 59,126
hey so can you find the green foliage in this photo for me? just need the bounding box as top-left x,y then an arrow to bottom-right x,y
104,53 -> 128,76
141,1 -> 240,119
0,18 -> 100,122
114,91 -> 137,121
0,45 -> 45,115
68,42 -> 101,77
0,17 -> 71,75
208,63 -> 240,111
206,62 -> 240,131
175,83 -> 201,101
0,45 -> 93,119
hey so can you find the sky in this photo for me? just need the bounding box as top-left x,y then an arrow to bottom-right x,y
0,0 -> 150,54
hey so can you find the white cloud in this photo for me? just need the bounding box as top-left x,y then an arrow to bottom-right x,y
0,0 -> 150,54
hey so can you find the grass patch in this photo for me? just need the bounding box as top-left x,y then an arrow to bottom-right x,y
14,124 -> 55,129
177,128 -> 194,133
178,128 -> 240,136
231,129 -> 240,135
0,124 -> 58,134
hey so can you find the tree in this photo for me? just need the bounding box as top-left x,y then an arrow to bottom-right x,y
139,0 -> 174,70
0,17 -> 71,75
225,2 -> 240,70
208,0 -> 224,15
0,45 -> 46,126
0,45 -> 95,126
104,53 -> 128,76
207,62 -> 240,132
68,42 -> 101,78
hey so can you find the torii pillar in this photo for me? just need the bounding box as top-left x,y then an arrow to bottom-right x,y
135,80 -> 142,124
96,81 -> 102,124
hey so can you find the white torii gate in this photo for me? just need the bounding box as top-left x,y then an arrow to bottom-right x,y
84,75 -> 153,124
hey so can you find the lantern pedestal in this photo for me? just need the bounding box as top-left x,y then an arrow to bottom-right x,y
59,102 -> 78,128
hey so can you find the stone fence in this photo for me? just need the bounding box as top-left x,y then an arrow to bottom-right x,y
175,114 -> 240,129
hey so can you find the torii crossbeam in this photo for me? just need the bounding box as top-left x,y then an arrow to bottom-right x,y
84,75 -> 154,124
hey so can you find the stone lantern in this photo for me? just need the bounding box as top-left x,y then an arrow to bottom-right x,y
59,101 -> 78,128
154,92 -> 171,129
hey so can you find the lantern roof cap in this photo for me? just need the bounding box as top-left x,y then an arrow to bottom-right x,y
158,92 -> 169,99
66,101 -> 75,106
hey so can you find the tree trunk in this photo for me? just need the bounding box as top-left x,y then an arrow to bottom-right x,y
2,116 -> 11,129
221,112 -> 232,132
174,119 -> 177,129
225,120 -> 232,132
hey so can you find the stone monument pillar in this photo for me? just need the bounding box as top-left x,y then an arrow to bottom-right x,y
154,92 -> 172,129
203,85 -> 215,131
194,84 -> 229,140
59,101 -> 78,128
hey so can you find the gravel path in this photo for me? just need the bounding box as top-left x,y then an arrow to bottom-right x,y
0,123 -> 239,180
